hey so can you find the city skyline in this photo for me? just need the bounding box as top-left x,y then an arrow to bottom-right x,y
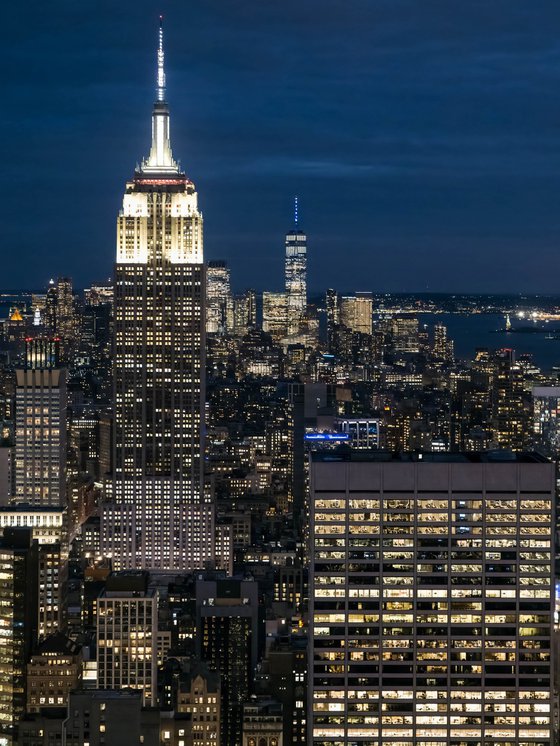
106,19 -> 212,571
2,1 -> 560,292
2,9 -> 560,745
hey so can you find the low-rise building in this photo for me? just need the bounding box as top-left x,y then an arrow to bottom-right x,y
26,633 -> 82,712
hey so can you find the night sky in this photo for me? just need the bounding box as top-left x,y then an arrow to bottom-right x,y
2,0 -> 560,293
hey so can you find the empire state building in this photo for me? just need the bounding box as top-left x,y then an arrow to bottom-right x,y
104,20 -> 212,570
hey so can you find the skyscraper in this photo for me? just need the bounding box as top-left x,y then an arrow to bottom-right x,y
44,281 -> 57,336
262,292 -> 288,341
0,528 -> 39,744
433,322 -> 448,360
24,338 -> 60,370
0,506 -> 67,640
491,348 -> 527,451
196,576 -> 260,746
97,571 -> 158,706
55,277 -> 77,354
285,198 -> 307,337
206,260 -> 232,334
532,386 -> 560,458
325,289 -> 340,354
309,451 -> 554,746
42,278 -> 77,362
14,367 -> 66,506
107,19 -> 210,570
340,292 -> 373,335
229,289 -> 257,336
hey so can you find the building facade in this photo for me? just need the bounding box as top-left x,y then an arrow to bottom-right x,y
196,576 -> 260,746
0,506 -> 67,638
532,386 -> 560,458
262,293 -> 288,342
491,349 -> 527,451
340,293 -> 373,335
309,451 -> 555,746
26,632 -> 82,712
243,699 -> 283,746
285,201 -> 307,337
206,260 -> 231,334
97,571 -> 158,706
0,528 -> 39,744
14,368 -> 67,506
107,20 -> 210,570
177,665 -> 221,746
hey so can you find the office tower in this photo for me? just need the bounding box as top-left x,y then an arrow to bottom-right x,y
5,307 -> 25,344
309,451 -> 554,746
177,663 -> 221,745
55,278 -> 76,346
340,292 -> 373,334
26,632 -> 82,712
262,292 -> 288,341
42,278 -> 77,361
207,260 -> 231,333
44,281 -> 57,336
243,699 -> 284,746
97,571 -> 158,706
532,386 -> 560,457
108,20 -> 209,571
82,303 -> 111,353
20,688 -> 210,745
433,322 -> 453,361
335,416 -> 381,449
23,689 -> 147,746
325,289 -> 340,353
31,293 -> 46,322
14,367 -> 66,506
0,507 -> 67,638
84,282 -> 114,306
286,382 -> 337,535
274,562 -> 305,612
24,338 -> 60,370
215,521 -> 234,574
228,289 -> 257,336
0,431 -> 13,506
0,454 -> 12,507
391,315 -> 420,353
433,322 -> 446,356
196,576 -> 260,746
285,198 -> 307,336
354,291 -> 373,334
287,384 -> 306,532
262,636 -> 308,745
0,528 -> 39,743
38,541 -> 66,639
491,348 -> 527,450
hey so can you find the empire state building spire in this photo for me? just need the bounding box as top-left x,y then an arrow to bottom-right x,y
141,16 -> 179,174
156,16 -> 166,102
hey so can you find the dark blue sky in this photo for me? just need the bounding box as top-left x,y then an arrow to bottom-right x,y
2,0 -> 560,292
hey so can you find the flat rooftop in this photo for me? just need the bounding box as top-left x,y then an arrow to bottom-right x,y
310,450 -> 549,464
0,504 -> 66,512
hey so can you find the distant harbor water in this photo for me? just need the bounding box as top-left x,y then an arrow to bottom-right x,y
2,298 -> 560,372
420,313 -> 560,371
